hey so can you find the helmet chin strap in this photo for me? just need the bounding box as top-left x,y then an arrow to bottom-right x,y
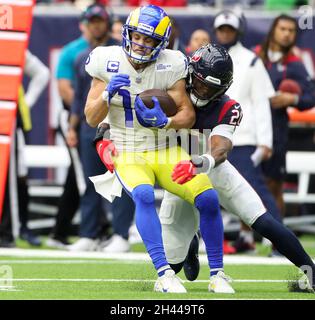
130,50 -> 151,64
190,92 -> 210,107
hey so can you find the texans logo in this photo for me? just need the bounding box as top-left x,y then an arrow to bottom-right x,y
191,54 -> 201,62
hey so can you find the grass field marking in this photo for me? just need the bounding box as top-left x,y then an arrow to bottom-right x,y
0,260 -> 144,264
1,249 -> 314,266
0,286 -> 23,292
6,278 -> 293,283
2,250 -> 313,265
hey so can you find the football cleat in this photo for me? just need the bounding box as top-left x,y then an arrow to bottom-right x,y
183,233 -> 200,281
66,238 -> 99,252
154,269 -> 187,293
232,236 -> 256,254
46,237 -> 69,249
101,234 -> 130,253
209,271 -> 235,294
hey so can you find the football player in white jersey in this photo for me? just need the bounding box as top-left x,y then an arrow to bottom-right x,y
84,5 -> 234,294
94,44 -> 315,293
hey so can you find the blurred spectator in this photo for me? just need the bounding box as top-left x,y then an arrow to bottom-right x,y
0,51 -> 50,248
255,14 -> 315,216
111,18 -> 123,43
213,10 -> 283,255
61,3 -> 114,252
46,8 -> 91,249
36,0 -> 76,3
293,46 -> 315,80
66,3 -> 135,253
185,29 -> 210,56
167,18 -> 186,53
127,0 -> 187,6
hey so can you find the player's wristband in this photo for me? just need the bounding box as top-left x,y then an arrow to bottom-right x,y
201,154 -> 216,174
92,122 -> 110,146
102,90 -> 110,104
191,154 -> 215,174
164,117 -> 172,129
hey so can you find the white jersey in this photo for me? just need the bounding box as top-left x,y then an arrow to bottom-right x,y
226,42 -> 275,148
85,46 -> 188,152
160,160 -> 266,264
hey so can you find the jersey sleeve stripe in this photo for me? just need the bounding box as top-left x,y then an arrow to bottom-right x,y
218,99 -> 238,123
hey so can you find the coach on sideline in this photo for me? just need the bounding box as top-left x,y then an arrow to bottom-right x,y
212,10 -> 283,255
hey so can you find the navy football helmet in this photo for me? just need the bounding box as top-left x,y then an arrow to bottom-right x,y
188,43 -> 233,107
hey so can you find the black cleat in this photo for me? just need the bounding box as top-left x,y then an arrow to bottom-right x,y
232,236 -> 256,254
0,237 -> 16,248
183,233 -> 200,281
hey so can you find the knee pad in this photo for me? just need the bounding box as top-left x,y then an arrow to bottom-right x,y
195,189 -> 219,212
132,184 -> 155,205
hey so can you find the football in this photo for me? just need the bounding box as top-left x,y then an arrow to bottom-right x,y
278,79 -> 302,95
139,89 -> 177,117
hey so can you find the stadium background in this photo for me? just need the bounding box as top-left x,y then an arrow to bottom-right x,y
1,1 -> 315,301
27,7 -> 315,156
20,5 -> 315,237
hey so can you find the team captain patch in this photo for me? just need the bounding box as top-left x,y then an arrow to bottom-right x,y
107,61 -> 120,72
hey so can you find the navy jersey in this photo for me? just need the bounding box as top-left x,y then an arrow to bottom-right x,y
186,94 -> 242,156
192,94 -> 242,132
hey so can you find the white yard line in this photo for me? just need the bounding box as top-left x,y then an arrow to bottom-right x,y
0,260 -> 143,264
1,248 -> 311,265
0,286 -> 23,292
3,278 -> 293,283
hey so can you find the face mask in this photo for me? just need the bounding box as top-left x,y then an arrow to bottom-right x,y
129,49 -> 152,64
190,92 -> 210,107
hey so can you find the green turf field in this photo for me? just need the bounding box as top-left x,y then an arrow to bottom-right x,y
0,257 -> 315,300
0,235 -> 314,300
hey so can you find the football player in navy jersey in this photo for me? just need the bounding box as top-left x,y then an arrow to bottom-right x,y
164,44 -> 315,292
94,43 -> 315,293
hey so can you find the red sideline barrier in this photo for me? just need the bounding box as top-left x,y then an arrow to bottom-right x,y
0,137 -> 10,218
0,0 -> 34,220
288,107 -> 315,123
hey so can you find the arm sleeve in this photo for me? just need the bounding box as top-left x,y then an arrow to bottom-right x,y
250,59 -> 273,148
210,124 -> 234,144
24,50 -> 50,108
292,62 -> 315,111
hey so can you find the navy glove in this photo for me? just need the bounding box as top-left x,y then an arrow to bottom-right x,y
105,74 -> 131,103
134,95 -> 169,128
